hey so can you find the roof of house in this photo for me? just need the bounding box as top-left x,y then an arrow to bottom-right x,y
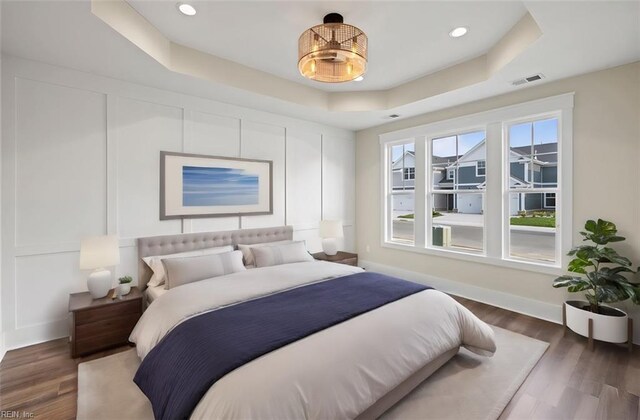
393,141 -> 557,172
510,143 -> 558,163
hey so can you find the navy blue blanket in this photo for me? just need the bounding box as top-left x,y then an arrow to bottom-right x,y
134,271 -> 430,420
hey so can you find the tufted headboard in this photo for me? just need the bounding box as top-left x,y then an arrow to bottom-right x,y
137,225 -> 293,290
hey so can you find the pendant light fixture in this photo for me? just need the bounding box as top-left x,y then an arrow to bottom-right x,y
298,13 -> 368,83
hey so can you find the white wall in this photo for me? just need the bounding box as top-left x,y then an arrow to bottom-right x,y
1,55 -> 356,350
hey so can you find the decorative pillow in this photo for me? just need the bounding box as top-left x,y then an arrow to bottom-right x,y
237,240 -> 293,266
142,245 -> 234,287
162,250 -> 246,290
251,241 -> 314,268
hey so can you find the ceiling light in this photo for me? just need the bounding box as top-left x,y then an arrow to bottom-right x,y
354,76 -> 364,82
298,13 -> 368,83
449,27 -> 468,38
177,3 -> 196,16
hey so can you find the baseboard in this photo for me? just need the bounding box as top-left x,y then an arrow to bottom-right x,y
4,319 -> 69,352
360,259 -> 564,326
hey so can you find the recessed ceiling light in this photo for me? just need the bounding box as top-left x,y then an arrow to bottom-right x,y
449,27 -> 468,38
177,3 -> 197,16
354,76 -> 364,82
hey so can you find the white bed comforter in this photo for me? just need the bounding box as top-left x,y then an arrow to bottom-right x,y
130,261 -> 496,420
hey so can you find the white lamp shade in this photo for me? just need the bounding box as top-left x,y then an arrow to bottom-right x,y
319,220 -> 344,239
79,235 -> 120,270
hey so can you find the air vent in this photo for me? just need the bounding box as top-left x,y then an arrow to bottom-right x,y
511,73 -> 545,86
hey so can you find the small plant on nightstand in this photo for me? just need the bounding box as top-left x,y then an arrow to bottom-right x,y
118,275 -> 133,296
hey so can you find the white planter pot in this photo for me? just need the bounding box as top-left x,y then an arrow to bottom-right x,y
565,300 -> 628,343
118,283 -> 131,296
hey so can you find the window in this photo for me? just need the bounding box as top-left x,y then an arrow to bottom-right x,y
507,117 -> 559,264
544,193 -> 556,208
447,169 -> 455,180
476,160 -> 486,176
387,142 -> 415,244
381,94 -> 572,271
403,167 -> 415,180
430,131 -> 485,254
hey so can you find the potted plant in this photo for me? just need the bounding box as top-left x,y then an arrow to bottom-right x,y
553,219 -> 639,345
118,275 -> 133,296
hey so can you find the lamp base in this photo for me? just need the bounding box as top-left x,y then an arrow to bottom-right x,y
322,238 -> 338,256
87,269 -> 112,299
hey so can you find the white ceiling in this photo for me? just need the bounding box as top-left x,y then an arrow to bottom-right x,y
2,1 -> 639,131
126,1 -> 528,92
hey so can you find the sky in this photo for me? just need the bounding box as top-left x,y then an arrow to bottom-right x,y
391,118 -> 558,161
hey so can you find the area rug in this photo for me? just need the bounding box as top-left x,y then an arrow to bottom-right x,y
77,326 -> 548,420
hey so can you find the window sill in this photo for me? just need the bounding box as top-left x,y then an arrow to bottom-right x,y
381,241 -> 564,276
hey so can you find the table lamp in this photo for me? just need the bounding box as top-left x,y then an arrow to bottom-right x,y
319,220 -> 343,256
79,235 -> 120,299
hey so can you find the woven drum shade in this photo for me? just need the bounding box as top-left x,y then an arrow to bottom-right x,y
298,14 -> 368,83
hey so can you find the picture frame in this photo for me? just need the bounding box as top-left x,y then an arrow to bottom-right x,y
160,151 -> 273,220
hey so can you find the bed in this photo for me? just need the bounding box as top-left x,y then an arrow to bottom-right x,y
131,226 -> 496,420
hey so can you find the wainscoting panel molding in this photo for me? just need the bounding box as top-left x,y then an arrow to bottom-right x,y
240,120 -> 286,230
1,56 -> 356,350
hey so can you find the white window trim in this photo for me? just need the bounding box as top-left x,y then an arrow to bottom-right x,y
447,168 -> 455,180
379,93 -> 574,271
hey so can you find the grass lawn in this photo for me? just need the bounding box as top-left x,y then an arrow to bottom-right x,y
398,212 -> 442,219
510,216 -> 556,228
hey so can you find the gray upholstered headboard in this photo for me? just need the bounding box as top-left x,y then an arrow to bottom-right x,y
137,225 -> 293,290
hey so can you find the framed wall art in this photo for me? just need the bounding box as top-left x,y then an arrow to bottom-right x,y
160,151 -> 273,219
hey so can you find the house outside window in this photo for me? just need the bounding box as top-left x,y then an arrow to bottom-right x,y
380,94 -> 573,272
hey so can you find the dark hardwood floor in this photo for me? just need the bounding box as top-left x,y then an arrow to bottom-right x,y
0,296 -> 637,419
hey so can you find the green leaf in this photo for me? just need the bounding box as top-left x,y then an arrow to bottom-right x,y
631,286 -> 640,304
594,248 -> 632,266
553,276 -> 591,292
568,283 -> 592,293
567,259 -> 590,274
584,219 -> 597,233
595,285 -> 628,303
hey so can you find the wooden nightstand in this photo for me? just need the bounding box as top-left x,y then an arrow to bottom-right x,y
68,287 -> 143,358
312,251 -> 358,266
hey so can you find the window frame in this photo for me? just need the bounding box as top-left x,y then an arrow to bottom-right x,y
384,140 -> 417,245
476,160 -> 486,177
503,113 -> 562,266
379,93 -> 573,274
427,128 -> 487,256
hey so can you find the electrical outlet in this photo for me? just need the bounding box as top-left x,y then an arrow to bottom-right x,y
366,245 -> 371,253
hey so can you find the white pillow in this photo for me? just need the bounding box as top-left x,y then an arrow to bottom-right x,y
162,250 -> 246,289
237,240 -> 293,266
142,245 -> 234,287
251,241 -> 314,268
